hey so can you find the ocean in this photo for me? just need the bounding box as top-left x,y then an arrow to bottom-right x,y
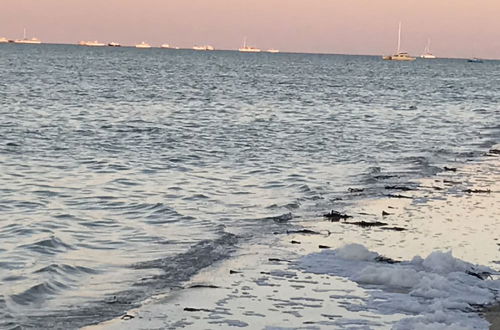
0,44 -> 499,329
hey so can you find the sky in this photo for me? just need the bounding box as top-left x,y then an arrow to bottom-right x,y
1,0 -> 500,59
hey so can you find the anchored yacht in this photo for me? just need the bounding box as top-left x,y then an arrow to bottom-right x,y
238,38 -> 261,53
383,23 -> 415,61
420,39 -> 436,59
14,28 -> 41,44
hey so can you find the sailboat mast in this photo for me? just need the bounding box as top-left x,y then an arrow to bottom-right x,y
23,28 -> 26,39
397,22 -> 401,53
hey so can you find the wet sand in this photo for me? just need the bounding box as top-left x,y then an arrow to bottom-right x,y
87,151 -> 500,329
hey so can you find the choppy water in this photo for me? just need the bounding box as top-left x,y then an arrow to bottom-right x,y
0,44 -> 499,328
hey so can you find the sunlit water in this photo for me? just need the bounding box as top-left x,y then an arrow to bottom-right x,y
0,44 -> 499,328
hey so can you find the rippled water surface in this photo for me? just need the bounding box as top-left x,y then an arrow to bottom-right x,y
0,44 -> 499,328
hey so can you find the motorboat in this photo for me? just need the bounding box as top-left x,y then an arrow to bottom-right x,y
0,37 -> 8,43
193,45 -> 215,51
267,49 -> 280,53
161,44 -> 171,49
468,58 -> 483,63
108,42 -> 121,47
79,40 -> 106,47
135,42 -> 152,49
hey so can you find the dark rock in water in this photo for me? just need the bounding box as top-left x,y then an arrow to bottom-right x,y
381,226 -> 407,232
463,189 -> 491,194
372,174 -> 400,181
287,229 -> 323,235
382,211 -> 392,216
188,284 -> 220,289
229,270 -> 242,274
443,179 -> 462,185
121,314 -> 135,320
291,240 -> 301,244
318,245 -> 331,249
385,185 -> 414,191
184,307 -> 212,312
443,166 -> 457,172
466,270 -> 492,280
348,188 -> 364,193
344,221 -> 388,228
375,256 -> 400,264
267,212 -> 293,223
324,210 -> 352,221
268,258 -> 290,263
488,148 -> 500,155
386,194 -> 412,199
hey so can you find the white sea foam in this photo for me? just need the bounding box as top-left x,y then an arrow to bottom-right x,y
297,244 -> 500,329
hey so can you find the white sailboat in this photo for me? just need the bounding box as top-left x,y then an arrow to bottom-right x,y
14,28 -> 42,44
238,37 -> 261,53
382,22 -> 415,61
420,39 -> 436,59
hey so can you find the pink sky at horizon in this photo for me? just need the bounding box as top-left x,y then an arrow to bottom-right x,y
1,0 -> 500,59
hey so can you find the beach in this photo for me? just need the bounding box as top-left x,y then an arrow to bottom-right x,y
1,45 -> 499,329
87,149 -> 500,329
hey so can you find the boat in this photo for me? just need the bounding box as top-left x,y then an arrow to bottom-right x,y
108,42 -> 121,47
79,40 -> 106,47
420,39 -> 436,59
14,28 -> 41,44
161,44 -> 171,49
468,57 -> 483,63
135,42 -> 152,49
0,37 -> 8,43
238,38 -> 261,53
267,49 -> 280,53
382,22 -> 415,61
193,45 -> 215,51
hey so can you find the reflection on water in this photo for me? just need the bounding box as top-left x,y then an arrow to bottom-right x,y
0,44 -> 499,328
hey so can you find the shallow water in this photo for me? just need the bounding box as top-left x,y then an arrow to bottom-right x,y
0,44 -> 499,328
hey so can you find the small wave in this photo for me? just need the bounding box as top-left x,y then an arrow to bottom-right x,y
19,236 -> 74,255
10,281 -> 69,305
34,264 -> 97,276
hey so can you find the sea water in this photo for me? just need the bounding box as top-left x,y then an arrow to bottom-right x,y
0,44 -> 499,328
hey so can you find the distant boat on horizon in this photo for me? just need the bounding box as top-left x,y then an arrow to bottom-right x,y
135,41 -> 152,49
79,40 -> 106,47
161,44 -> 171,49
420,39 -> 436,59
382,22 -> 415,61
108,42 -> 121,47
267,49 -> 280,53
239,37 -> 261,53
0,37 -> 8,43
468,57 -> 483,63
193,45 -> 215,51
14,28 -> 41,45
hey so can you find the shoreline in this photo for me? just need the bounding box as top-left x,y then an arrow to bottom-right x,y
87,147 -> 500,329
